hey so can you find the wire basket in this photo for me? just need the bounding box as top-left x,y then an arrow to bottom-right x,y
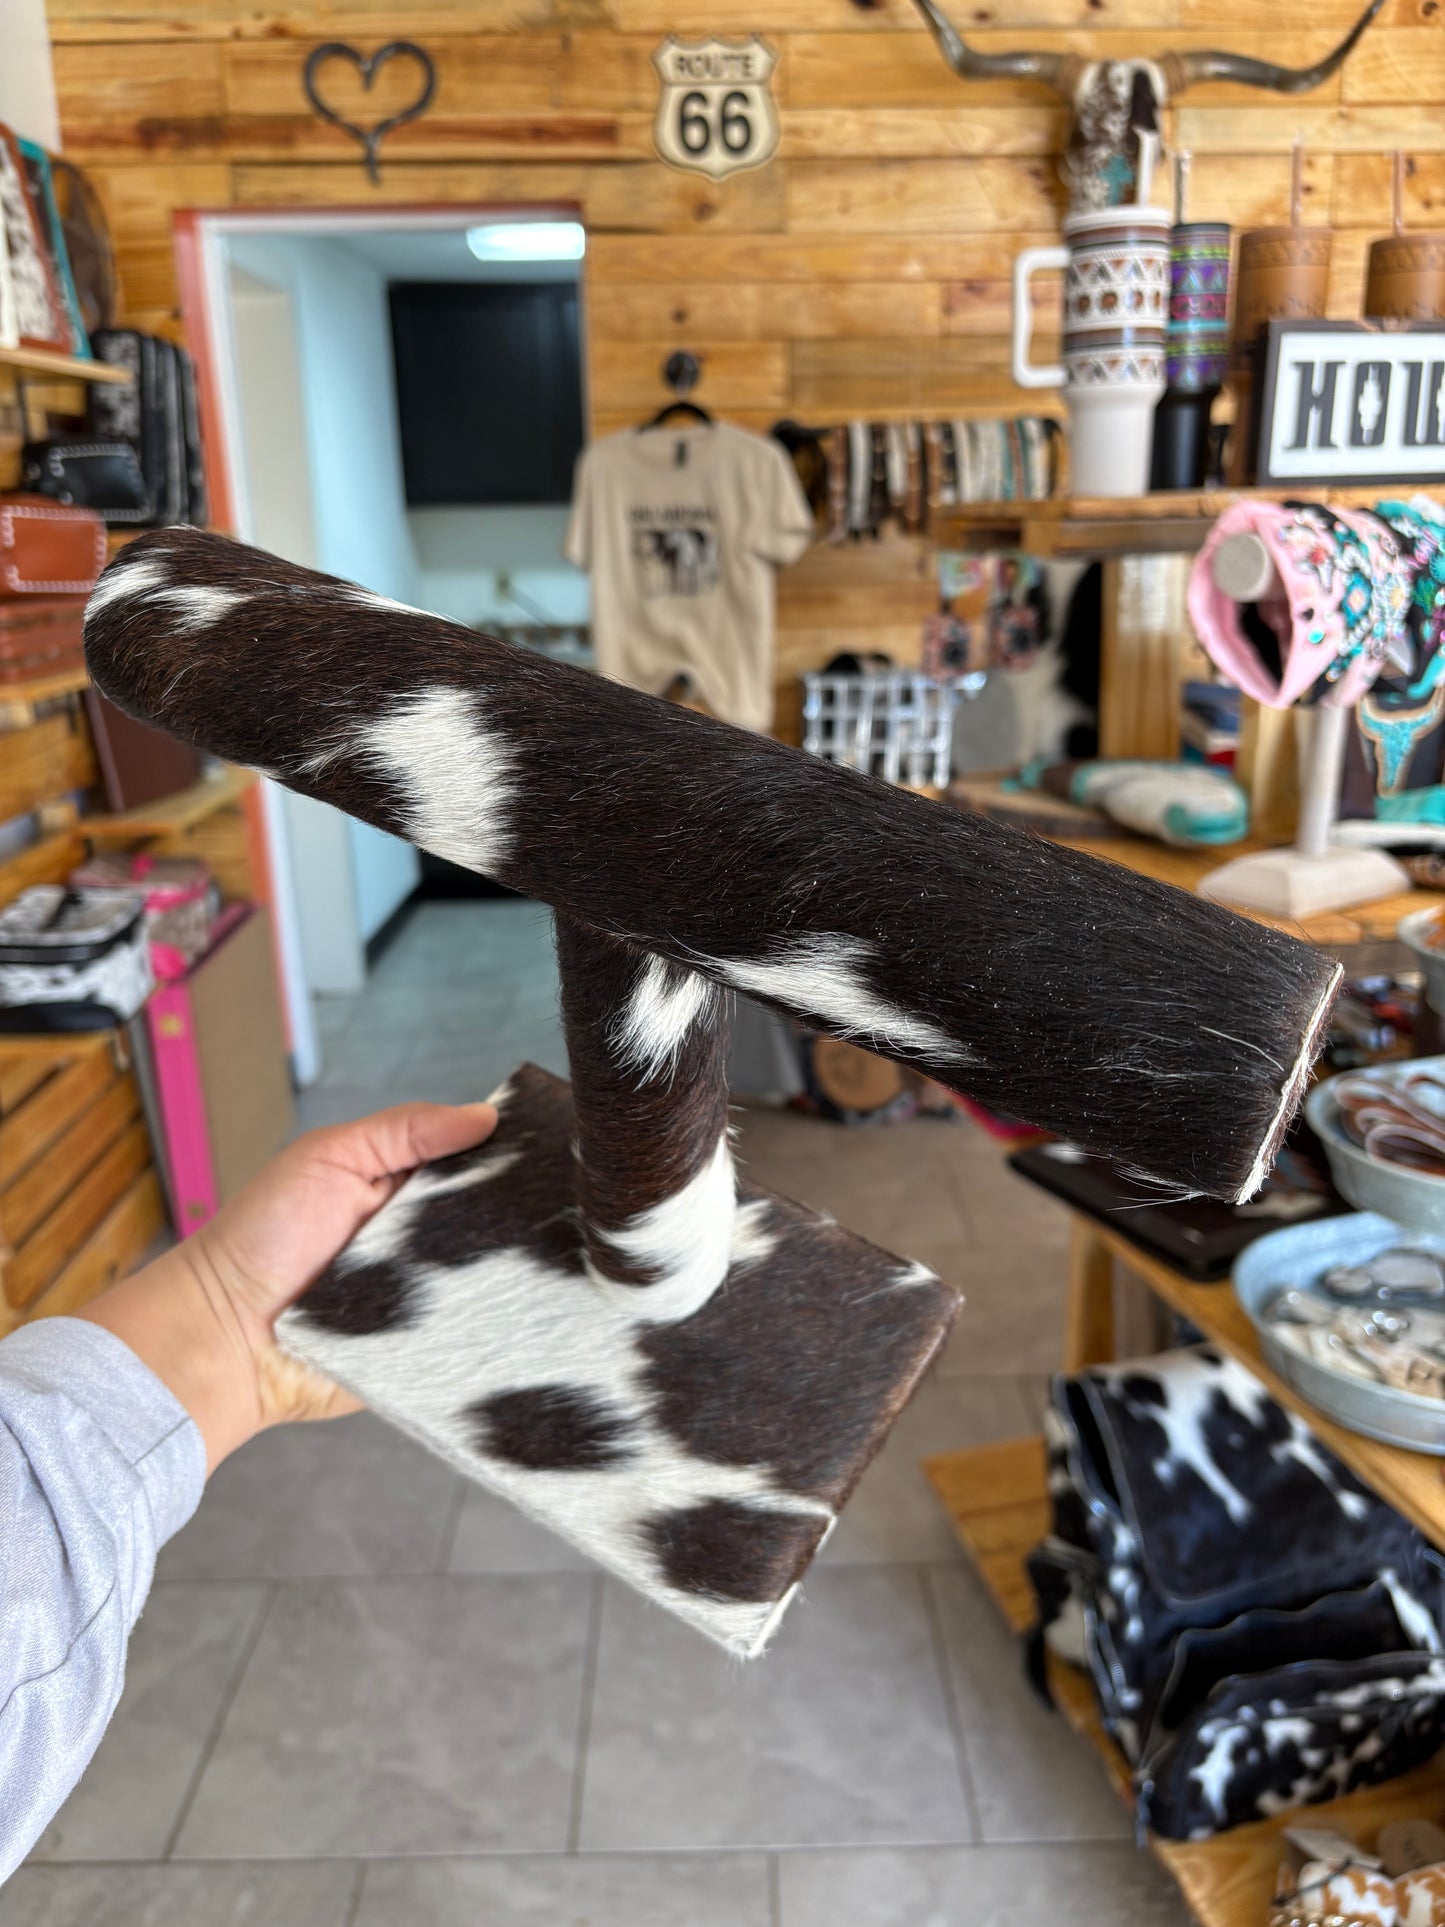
802,670 -> 983,789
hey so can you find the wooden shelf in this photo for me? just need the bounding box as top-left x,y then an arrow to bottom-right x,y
84,765 -> 254,843
0,666 -> 88,709
953,801 -> 1445,955
0,344 -> 130,386
933,486 -> 1399,559
927,1436 -> 1445,1927
1073,1219 -> 1445,1554
0,1028 -> 115,1063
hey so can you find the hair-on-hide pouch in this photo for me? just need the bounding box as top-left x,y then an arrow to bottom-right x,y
81,528 -> 1344,1655
1030,1348 -> 1445,1836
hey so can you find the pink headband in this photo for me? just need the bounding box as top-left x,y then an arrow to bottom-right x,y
1189,500 -> 1408,711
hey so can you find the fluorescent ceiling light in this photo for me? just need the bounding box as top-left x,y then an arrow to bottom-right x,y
466,221 -> 585,263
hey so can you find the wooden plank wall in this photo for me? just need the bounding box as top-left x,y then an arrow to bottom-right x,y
47,0 -> 1445,735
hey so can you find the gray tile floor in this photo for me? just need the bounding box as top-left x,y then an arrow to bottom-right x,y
5,901 -> 1189,1926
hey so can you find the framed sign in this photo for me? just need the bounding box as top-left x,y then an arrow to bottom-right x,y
652,36 -> 780,181
1258,319 -> 1445,488
0,124 -> 69,352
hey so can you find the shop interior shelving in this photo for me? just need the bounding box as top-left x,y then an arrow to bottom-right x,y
932,488 -> 1408,765
931,486 -> 1402,560
0,665 -> 90,715
83,764 -> 255,843
926,828 -> 1445,1927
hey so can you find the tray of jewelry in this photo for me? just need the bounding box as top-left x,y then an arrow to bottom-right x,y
1306,1058 -> 1445,1234
1235,1213 -> 1445,1452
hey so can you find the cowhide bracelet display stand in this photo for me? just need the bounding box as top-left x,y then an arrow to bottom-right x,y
84,528 -> 1344,1656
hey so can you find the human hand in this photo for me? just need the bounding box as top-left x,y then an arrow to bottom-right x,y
78,1101 -> 498,1472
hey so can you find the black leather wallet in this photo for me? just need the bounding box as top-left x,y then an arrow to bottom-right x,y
21,439 -> 152,523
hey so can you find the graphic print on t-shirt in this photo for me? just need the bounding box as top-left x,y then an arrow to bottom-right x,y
630,504 -> 719,598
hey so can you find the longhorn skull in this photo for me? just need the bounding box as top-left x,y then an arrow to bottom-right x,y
910,0 -> 1384,214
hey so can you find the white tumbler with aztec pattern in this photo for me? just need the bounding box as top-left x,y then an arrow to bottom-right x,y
1013,206 -> 1171,497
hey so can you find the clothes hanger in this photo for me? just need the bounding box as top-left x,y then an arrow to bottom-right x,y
643,398 -> 712,428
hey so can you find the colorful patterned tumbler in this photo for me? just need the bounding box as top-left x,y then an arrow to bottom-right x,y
1166,223 -> 1231,392
1151,222 -> 1231,489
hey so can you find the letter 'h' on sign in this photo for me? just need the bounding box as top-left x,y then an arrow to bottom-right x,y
1289,360 -> 1342,451
1259,321 -> 1445,484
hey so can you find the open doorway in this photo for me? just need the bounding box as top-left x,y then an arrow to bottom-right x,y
188,208 -> 591,1067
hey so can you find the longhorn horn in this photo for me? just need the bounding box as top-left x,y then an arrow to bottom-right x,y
909,0 -> 1068,90
1169,0 -> 1383,94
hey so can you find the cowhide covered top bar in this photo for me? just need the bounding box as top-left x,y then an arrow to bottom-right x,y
85,528 -> 1339,1206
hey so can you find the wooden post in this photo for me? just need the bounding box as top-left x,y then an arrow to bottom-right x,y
1063,1215 -> 1116,1372
1236,699 -> 1300,843
1097,553 -> 1187,761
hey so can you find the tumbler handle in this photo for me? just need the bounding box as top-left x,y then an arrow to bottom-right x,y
1012,243 -> 1069,390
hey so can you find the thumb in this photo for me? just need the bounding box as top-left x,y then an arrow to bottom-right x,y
314,1100 -> 499,1186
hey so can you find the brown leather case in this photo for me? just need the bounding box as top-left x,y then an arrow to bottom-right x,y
0,596 -> 87,682
0,496 -> 106,597
84,685 -> 204,810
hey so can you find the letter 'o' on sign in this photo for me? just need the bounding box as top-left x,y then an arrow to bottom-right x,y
652,36 -> 780,180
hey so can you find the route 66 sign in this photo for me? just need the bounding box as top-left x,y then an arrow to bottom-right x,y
652,36 -> 780,181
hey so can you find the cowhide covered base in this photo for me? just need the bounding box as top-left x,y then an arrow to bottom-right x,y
279,1064 -> 959,1657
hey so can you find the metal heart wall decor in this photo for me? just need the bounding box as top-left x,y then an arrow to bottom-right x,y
302,40 -> 437,184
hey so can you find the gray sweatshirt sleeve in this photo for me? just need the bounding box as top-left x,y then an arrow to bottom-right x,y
0,1317 -> 205,1883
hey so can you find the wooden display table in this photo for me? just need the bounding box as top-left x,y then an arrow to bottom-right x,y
927,1213 -> 1445,1925
1037,819 -> 1445,956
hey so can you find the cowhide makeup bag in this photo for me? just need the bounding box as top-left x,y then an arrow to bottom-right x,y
1030,1346 -> 1445,1834
1141,1648 -> 1445,1840
0,884 -> 152,1031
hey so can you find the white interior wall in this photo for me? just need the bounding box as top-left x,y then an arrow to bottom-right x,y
0,1 -> 59,149
226,264 -> 365,1000
223,235 -> 421,982
409,505 -> 587,629
226,268 -> 319,569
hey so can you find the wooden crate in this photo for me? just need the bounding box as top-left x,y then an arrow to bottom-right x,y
0,1037 -> 164,1330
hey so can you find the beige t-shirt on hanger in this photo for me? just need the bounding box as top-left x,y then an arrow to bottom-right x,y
563,422 -> 815,732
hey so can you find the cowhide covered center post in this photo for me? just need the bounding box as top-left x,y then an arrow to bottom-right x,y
555,914 -> 735,1322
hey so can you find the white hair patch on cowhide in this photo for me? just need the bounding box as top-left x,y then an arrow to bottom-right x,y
357,685 -> 519,878
613,954 -> 722,1084
714,933 -> 979,1067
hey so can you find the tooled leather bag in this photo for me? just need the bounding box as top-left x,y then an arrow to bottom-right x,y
0,495 -> 106,597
